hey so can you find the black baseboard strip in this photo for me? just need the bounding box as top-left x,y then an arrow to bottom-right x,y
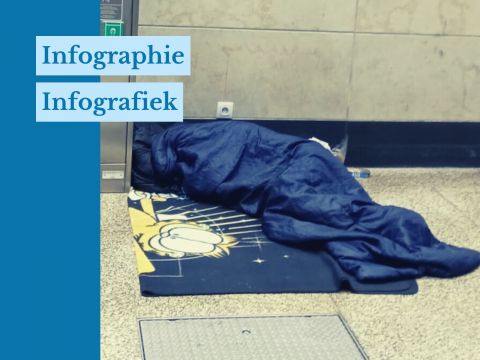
346,121 -> 480,167
248,120 -> 480,167
179,120 -> 480,167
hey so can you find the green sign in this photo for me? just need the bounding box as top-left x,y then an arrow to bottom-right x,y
104,22 -> 123,36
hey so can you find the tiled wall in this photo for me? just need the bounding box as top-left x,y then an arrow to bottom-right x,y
138,0 -> 480,122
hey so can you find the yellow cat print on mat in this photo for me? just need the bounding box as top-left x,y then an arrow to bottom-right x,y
128,188 -> 179,202
128,189 -> 238,274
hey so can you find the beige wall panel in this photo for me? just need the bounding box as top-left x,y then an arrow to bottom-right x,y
138,26 -> 229,118
357,0 -> 480,36
349,35 -> 480,121
139,26 -> 353,120
139,0 -> 356,32
224,32 -> 352,120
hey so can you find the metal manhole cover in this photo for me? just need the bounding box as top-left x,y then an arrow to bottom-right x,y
138,314 -> 367,360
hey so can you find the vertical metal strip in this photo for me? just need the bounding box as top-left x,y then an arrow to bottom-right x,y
124,0 -> 139,191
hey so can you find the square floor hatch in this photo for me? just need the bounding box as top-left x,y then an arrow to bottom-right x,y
138,314 -> 367,360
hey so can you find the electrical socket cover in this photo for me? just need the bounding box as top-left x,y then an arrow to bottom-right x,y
216,102 -> 234,119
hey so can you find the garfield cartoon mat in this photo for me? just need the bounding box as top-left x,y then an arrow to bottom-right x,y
127,188 -> 418,296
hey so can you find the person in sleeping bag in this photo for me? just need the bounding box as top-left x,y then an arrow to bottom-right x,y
148,120 -> 480,282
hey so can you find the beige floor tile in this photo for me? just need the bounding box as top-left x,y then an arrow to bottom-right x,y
332,270 -> 480,360
100,193 -> 130,233
430,171 -> 480,228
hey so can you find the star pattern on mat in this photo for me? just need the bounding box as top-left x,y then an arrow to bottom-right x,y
252,258 -> 266,264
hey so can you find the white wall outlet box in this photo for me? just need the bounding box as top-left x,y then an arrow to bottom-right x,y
216,101 -> 234,119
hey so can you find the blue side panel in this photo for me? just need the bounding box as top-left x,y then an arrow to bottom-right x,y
2,1 -> 100,359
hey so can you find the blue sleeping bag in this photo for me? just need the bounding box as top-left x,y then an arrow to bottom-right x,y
147,121 -> 479,282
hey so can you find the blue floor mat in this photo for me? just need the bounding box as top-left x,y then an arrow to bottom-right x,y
128,189 -> 418,296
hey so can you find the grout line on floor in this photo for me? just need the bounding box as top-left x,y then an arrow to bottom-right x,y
328,293 -> 343,313
431,186 -> 479,228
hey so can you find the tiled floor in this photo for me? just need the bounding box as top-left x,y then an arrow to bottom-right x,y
101,168 -> 480,360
